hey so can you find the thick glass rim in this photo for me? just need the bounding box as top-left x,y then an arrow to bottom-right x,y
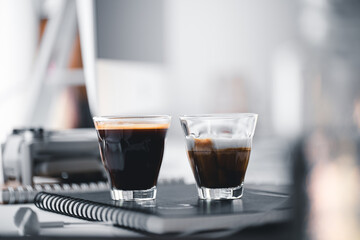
179,113 -> 258,120
93,115 -> 171,122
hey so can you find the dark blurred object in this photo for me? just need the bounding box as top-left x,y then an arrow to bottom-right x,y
0,128 -> 106,186
295,1 -> 360,237
293,129 -> 360,240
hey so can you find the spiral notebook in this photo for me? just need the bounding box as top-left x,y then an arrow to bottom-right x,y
34,184 -> 292,235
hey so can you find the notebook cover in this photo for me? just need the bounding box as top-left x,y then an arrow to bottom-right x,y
54,183 -> 292,234
68,184 -> 290,215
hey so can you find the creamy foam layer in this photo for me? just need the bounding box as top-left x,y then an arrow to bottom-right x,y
94,122 -> 170,130
186,137 -> 251,150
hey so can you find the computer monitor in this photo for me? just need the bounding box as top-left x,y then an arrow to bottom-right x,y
77,0 -> 165,116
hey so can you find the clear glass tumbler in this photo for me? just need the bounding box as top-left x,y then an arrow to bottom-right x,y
93,115 -> 171,201
180,113 -> 258,200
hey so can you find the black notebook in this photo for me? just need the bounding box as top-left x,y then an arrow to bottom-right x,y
34,184 -> 292,235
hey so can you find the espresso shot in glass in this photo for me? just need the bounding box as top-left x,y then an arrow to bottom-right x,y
180,113 -> 257,200
93,115 -> 171,201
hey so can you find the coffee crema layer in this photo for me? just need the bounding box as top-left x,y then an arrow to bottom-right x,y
94,123 -> 170,130
96,127 -> 168,190
187,138 -> 251,188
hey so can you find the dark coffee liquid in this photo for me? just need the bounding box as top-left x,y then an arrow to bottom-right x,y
97,127 -> 167,190
187,139 -> 251,188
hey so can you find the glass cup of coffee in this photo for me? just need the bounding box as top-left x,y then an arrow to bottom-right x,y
93,115 -> 171,201
180,113 -> 258,200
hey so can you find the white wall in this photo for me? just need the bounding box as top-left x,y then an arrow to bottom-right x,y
165,0 -> 299,134
0,0 -> 38,141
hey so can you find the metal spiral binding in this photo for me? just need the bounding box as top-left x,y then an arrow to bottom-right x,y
34,192 -> 149,231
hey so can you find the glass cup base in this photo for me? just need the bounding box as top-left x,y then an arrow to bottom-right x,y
111,186 -> 157,201
197,184 -> 244,200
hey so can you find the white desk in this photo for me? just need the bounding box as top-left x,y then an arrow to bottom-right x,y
0,203 -> 143,237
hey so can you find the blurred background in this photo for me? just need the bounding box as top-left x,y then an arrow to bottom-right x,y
0,0 -> 359,238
